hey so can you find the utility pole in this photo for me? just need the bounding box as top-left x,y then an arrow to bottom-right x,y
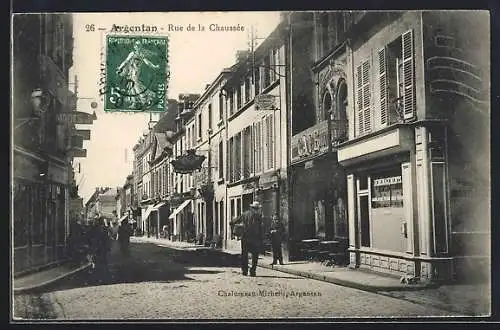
250,25 -> 258,203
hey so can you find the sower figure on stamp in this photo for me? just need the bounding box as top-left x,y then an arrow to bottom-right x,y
116,40 -> 159,108
230,201 -> 264,277
270,215 -> 285,266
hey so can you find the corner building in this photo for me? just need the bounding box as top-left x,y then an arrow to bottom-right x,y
337,11 -> 489,281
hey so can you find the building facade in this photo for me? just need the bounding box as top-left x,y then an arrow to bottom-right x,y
12,14 -> 80,275
189,74 -> 230,247
336,11 -> 489,281
167,94 -> 200,242
221,24 -> 289,252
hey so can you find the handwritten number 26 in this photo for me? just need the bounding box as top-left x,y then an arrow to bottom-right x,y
85,24 -> 95,32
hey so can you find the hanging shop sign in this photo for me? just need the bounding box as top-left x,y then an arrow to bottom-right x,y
171,149 -> 206,174
255,94 -> 278,111
74,129 -> 91,140
67,148 -> 87,158
291,121 -> 329,163
193,167 -> 209,186
70,135 -> 84,149
57,111 -> 97,125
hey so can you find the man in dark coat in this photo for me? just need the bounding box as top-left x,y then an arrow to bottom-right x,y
88,216 -> 111,283
118,218 -> 132,256
270,215 -> 285,265
230,201 -> 263,277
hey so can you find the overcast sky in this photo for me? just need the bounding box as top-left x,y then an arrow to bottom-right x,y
69,12 -> 281,204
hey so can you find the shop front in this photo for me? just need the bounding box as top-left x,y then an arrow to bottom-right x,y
338,123 -> 454,281
13,147 -> 69,275
288,121 -> 348,260
256,170 -> 280,252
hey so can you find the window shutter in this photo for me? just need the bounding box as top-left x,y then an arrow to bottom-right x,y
402,30 -> 415,120
378,47 -> 388,126
356,65 -> 363,135
362,60 -> 371,134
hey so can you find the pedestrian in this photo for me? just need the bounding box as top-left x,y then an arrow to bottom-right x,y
270,215 -> 285,265
230,201 -> 264,277
118,219 -> 132,256
88,216 -> 111,283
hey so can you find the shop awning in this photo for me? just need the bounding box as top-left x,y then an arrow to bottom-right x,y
142,205 -> 155,221
168,199 -> 192,220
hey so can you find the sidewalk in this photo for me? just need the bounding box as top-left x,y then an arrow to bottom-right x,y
133,236 -> 491,315
133,236 -> 430,291
13,262 -> 92,294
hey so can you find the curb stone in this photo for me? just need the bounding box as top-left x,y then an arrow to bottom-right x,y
13,263 -> 92,294
133,237 -> 437,292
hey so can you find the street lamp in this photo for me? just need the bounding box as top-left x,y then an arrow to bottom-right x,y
15,88 -> 50,130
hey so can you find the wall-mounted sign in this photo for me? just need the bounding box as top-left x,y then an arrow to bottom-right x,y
291,121 -> 329,164
71,135 -> 84,149
74,129 -> 91,140
67,148 -> 87,158
255,94 -> 277,111
193,167 -> 209,186
426,33 -> 486,105
57,111 -> 96,125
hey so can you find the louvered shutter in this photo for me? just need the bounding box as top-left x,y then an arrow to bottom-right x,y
402,30 -> 415,120
267,115 -> 274,169
356,65 -> 363,135
378,47 -> 388,126
362,60 -> 371,134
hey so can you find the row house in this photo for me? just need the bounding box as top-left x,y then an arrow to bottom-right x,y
134,99 -> 185,238
167,94 -> 200,242
133,128 -> 153,234
84,187 -> 111,222
222,23 -> 289,252
12,14 -> 85,275
189,73 -> 231,246
330,11 -> 489,282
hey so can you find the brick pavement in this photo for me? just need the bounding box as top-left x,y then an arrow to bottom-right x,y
132,236 -> 492,316
13,239 -> 460,320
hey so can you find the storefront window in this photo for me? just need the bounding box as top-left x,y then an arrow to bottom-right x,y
32,184 -> 46,245
13,183 -> 29,247
369,169 -> 406,252
371,174 -> 403,208
314,199 -> 326,239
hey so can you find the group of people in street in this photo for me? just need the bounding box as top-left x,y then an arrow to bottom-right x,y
230,201 -> 285,277
69,215 -> 133,283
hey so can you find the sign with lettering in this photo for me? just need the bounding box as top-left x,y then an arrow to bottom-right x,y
67,148 -> 87,158
71,135 -> 84,149
74,129 -> 91,140
291,121 -> 329,164
57,111 -> 96,125
371,174 -> 403,208
255,94 -> 277,111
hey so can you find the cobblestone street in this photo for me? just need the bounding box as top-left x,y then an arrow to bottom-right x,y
13,240 -> 458,320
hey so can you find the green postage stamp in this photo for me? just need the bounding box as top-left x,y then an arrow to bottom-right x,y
104,35 -> 169,112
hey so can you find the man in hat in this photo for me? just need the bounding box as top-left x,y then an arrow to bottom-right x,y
230,201 -> 264,277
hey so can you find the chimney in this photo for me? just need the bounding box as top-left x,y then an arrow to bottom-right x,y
205,84 -> 210,90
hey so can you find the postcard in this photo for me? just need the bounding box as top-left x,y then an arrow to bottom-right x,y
11,10 -> 491,321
